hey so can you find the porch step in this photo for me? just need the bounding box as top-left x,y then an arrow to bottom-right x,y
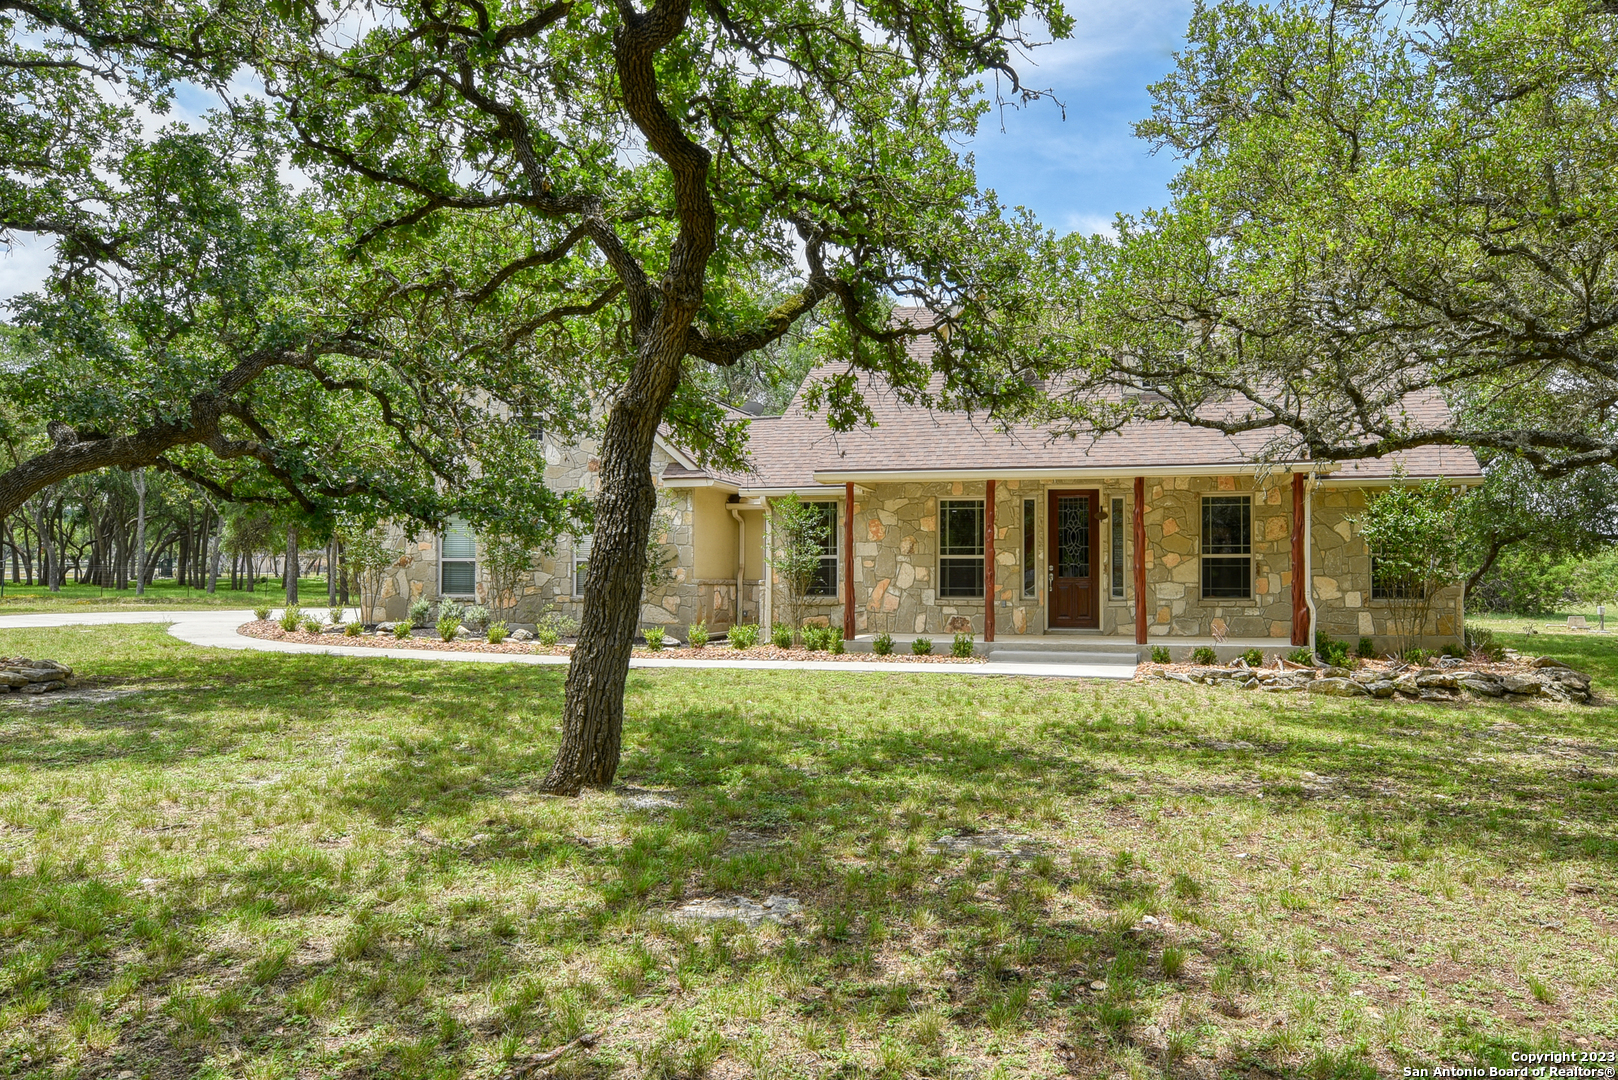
985,648 -> 1141,667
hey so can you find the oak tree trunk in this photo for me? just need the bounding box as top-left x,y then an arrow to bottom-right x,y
539,336 -> 686,795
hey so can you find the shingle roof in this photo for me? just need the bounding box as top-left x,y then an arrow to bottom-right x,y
662,326 -> 1483,490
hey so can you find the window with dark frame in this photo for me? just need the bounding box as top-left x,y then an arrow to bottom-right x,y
1110,497 -> 1125,599
939,499 -> 985,599
441,517 -> 477,597
1371,555 -> 1423,600
1022,498 -> 1036,598
1200,496 -> 1252,599
807,502 -> 839,597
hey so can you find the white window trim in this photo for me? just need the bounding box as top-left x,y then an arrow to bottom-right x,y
440,517 -> 478,598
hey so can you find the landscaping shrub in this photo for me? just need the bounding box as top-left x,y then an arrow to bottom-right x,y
772,623 -> 793,649
437,599 -> 466,627
1287,646 -> 1313,665
537,610 -> 579,640
642,626 -> 664,650
300,617 -> 322,635
1241,647 -> 1264,667
408,597 -> 433,628
536,626 -> 561,648
828,627 -> 845,654
873,632 -> 894,656
952,633 -> 974,658
1315,631 -> 1351,667
1192,646 -> 1218,666
462,604 -> 490,632
1465,623 -> 1504,661
391,620 -> 411,639
912,637 -> 933,656
328,607 -> 344,626
687,620 -> 708,649
1151,645 -> 1171,664
279,606 -> 304,632
803,625 -> 828,652
1403,647 -> 1433,666
346,622 -> 364,637
437,614 -> 462,642
727,623 -> 759,649
487,621 -> 508,644
1356,636 -> 1377,659
254,604 -> 273,622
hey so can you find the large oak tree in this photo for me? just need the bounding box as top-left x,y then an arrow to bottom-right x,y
1052,0 -> 1618,479
261,0 -> 1073,792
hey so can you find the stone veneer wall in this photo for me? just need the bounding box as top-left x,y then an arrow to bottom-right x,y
355,436 -> 745,633
1310,486 -> 1464,650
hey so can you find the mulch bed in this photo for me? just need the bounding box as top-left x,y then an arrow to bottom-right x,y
236,621 -> 985,663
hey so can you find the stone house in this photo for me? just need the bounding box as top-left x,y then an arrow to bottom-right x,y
366,351 -> 1481,656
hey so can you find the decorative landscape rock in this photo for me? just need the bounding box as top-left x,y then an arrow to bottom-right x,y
1143,653 -> 1591,704
509,628 -> 534,641
0,658 -> 73,695
669,895 -> 802,927
929,830 -> 1042,858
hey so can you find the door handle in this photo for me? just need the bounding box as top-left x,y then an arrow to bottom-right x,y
1048,567 -> 1055,587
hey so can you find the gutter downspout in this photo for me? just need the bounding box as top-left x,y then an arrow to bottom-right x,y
730,505 -> 746,625
761,506 -> 773,631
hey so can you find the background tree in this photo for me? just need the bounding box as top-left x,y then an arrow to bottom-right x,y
262,0 -> 1072,793
1053,0 -> 1618,483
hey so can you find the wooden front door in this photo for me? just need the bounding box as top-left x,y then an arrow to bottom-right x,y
1048,490 -> 1100,629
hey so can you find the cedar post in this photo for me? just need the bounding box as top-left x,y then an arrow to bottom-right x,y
844,482 -> 856,640
985,479 -> 996,642
1133,477 -> 1147,645
1292,472 -> 1310,646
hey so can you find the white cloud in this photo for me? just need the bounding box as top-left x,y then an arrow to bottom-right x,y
0,235 -> 53,307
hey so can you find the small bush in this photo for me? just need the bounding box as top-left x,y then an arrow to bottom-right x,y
486,621 -> 508,644
1192,645 -> 1218,666
1315,630 -> 1350,667
1465,623 -> 1504,661
328,607 -> 344,626
952,632 -> 974,658
300,617 -> 322,635
1151,645 -> 1171,664
828,627 -> 844,655
1241,647 -> 1264,667
803,625 -> 828,652
873,632 -> 894,656
437,599 -> 466,626
408,597 -> 433,628
1287,646 -> 1313,665
462,604 -> 490,632
391,620 -> 411,639
912,636 -> 933,656
279,606 -> 304,632
437,616 -> 462,642
254,604 -> 273,622
345,621 -> 364,637
536,626 -> 560,648
727,623 -> 758,649
686,620 -> 708,649
772,623 -> 793,649
642,626 -> 664,651
537,610 -> 580,639
1356,636 -> 1377,659
1403,646 -> 1433,666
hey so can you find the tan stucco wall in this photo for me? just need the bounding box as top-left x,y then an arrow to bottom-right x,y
690,487 -> 739,581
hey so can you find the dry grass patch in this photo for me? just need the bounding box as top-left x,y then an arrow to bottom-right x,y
0,623 -> 1613,1078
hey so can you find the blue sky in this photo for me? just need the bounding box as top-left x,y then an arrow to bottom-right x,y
0,0 -> 1193,300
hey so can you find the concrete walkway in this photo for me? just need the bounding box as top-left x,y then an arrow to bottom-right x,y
0,609 -> 1137,680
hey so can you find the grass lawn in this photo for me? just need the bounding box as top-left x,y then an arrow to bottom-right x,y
0,579 -> 331,615
0,624 -> 1614,1079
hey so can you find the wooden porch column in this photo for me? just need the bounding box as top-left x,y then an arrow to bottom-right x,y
1291,472 -> 1310,646
843,483 -> 856,640
984,479 -> 996,642
1133,477 -> 1147,645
